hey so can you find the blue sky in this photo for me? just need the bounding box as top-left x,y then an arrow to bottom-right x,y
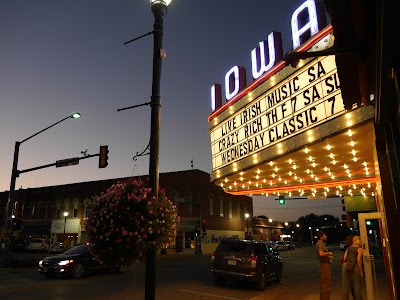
0,0 -> 343,221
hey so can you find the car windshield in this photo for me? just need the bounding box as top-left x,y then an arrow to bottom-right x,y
219,242 -> 253,255
64,245 -> 89,255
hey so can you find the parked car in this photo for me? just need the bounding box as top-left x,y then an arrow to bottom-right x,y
12,239 -> 27,252
286,241 -> 296,251
340,240 -> 346,251
275,241 -> 288,251
38,244 -> 128,279
266,241 -> 278,251
26,238 -> 49,253
48,242 -> 66,254
210,238 -> 282,291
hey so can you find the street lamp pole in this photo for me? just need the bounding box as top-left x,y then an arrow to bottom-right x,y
3,113 -> 80,251
63,212 -> 69,243
146,1 -> 170,299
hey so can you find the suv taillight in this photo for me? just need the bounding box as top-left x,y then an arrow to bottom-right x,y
251,255 -> 258,267
211,252 -> 216,262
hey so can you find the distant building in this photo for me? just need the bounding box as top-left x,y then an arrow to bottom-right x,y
0,169 -> 252,253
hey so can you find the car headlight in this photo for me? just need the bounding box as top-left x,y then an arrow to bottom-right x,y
58,260 -> 73,266
39,260 -> 43,267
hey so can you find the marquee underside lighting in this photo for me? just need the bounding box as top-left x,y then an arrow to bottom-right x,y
213,121 -> 377,198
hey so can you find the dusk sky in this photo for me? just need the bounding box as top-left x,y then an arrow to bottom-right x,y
0,0 -> 343,221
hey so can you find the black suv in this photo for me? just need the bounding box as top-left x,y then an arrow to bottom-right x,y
210,238 -> 282,291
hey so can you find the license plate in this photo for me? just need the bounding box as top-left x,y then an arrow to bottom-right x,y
227,260 -> 236,265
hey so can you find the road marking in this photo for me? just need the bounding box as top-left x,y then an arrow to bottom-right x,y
179,289 -> 244,300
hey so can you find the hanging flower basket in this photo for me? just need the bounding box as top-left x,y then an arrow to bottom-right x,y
86,178 -> 179,266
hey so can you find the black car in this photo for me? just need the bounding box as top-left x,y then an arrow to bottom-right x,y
38,244 -> 128,278
210,238 -> 282,291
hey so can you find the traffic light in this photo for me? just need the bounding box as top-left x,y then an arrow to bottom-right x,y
322,0 -> 376,110
99,145 -> 109,168
278,196 -> 285,205
202,219 -> 207,236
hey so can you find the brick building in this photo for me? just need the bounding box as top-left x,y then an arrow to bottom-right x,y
0,169 -> 252,253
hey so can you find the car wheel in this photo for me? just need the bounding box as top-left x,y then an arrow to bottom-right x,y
256,270 -> 266,291
116,265 -> 127,273
214,275 -> 225,286
71,262 -> 85,279
273,265 -> 282,283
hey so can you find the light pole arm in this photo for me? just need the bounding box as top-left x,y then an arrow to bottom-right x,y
20,115 -> 70,144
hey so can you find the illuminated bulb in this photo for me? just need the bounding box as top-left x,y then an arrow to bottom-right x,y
353,157 -> 358,162
306,169 -> 310,174
344,164 -> 348,169
372,192 -> 375,196
300,178 -> 303,183
233,166 -> 237,172
242,184 -> 245,188
289,159 -> 292,164
350,141 -> 355,147
324,167 -> 328,172
326,144 -> 331,150
278,177 -> 282,182
352,149 -> 356,156
270,180 -> 273,186
240,176 -> 243,181
234,181 -> 237,186
293,164 -> 297,170
331,175 -> 335,179
225,178 -> 228,182
248,180 -> 252,185
368,183 -> 371,188
269,161 -> 274,166
312,162 -> 316,168
240,171 -> 243,176
353,184 -> 356,189
277,143 -> 282,148
294,175 -> 298,180
347,129 -> 353,136
284,180 -> 287,184
263,179 -> 266,183
272,173 -> 276,178
275,167 -> 279,172
304,148 -> 309,153
256,175 -> 259,179
315,177 -> 319,181
256,183 -> 259,187
332,160 -> 336,165
229,186 -> 232,190
257,169 -> 261,174
363,161 -> 367,167
329,153 -> 334,159
289,171 -> 292,176
311,174 -> 315,178
308,156 -> 313,161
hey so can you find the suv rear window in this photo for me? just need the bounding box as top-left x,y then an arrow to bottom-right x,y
218,242 -> 253,255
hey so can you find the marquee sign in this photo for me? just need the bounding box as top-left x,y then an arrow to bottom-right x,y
210,54 -> 344,170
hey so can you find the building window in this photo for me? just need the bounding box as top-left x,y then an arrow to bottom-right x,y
73,208 -> 78,218
229,200 -> 232,219
46,203 -> 52,220
237,202 -> 241,220
84,205 -> 91,219
219,197 -> 224,217
209,194 -> 214,216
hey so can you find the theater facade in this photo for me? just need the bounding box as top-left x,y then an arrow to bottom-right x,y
208,1 -> 398,298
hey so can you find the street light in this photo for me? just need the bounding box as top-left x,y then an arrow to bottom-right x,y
3,112 -> 81,251
245,213 -> 250,238
63,212 -> 69,243
145,1 -> 171,300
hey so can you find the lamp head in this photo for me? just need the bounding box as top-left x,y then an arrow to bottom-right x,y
64,212 -> 69,217
150,0 -> 172,6
70,112 -> 81,119
245,213 -> 249,219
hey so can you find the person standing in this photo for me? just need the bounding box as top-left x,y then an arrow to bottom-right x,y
316,230 -> 334,300
342,235 -> 364,300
